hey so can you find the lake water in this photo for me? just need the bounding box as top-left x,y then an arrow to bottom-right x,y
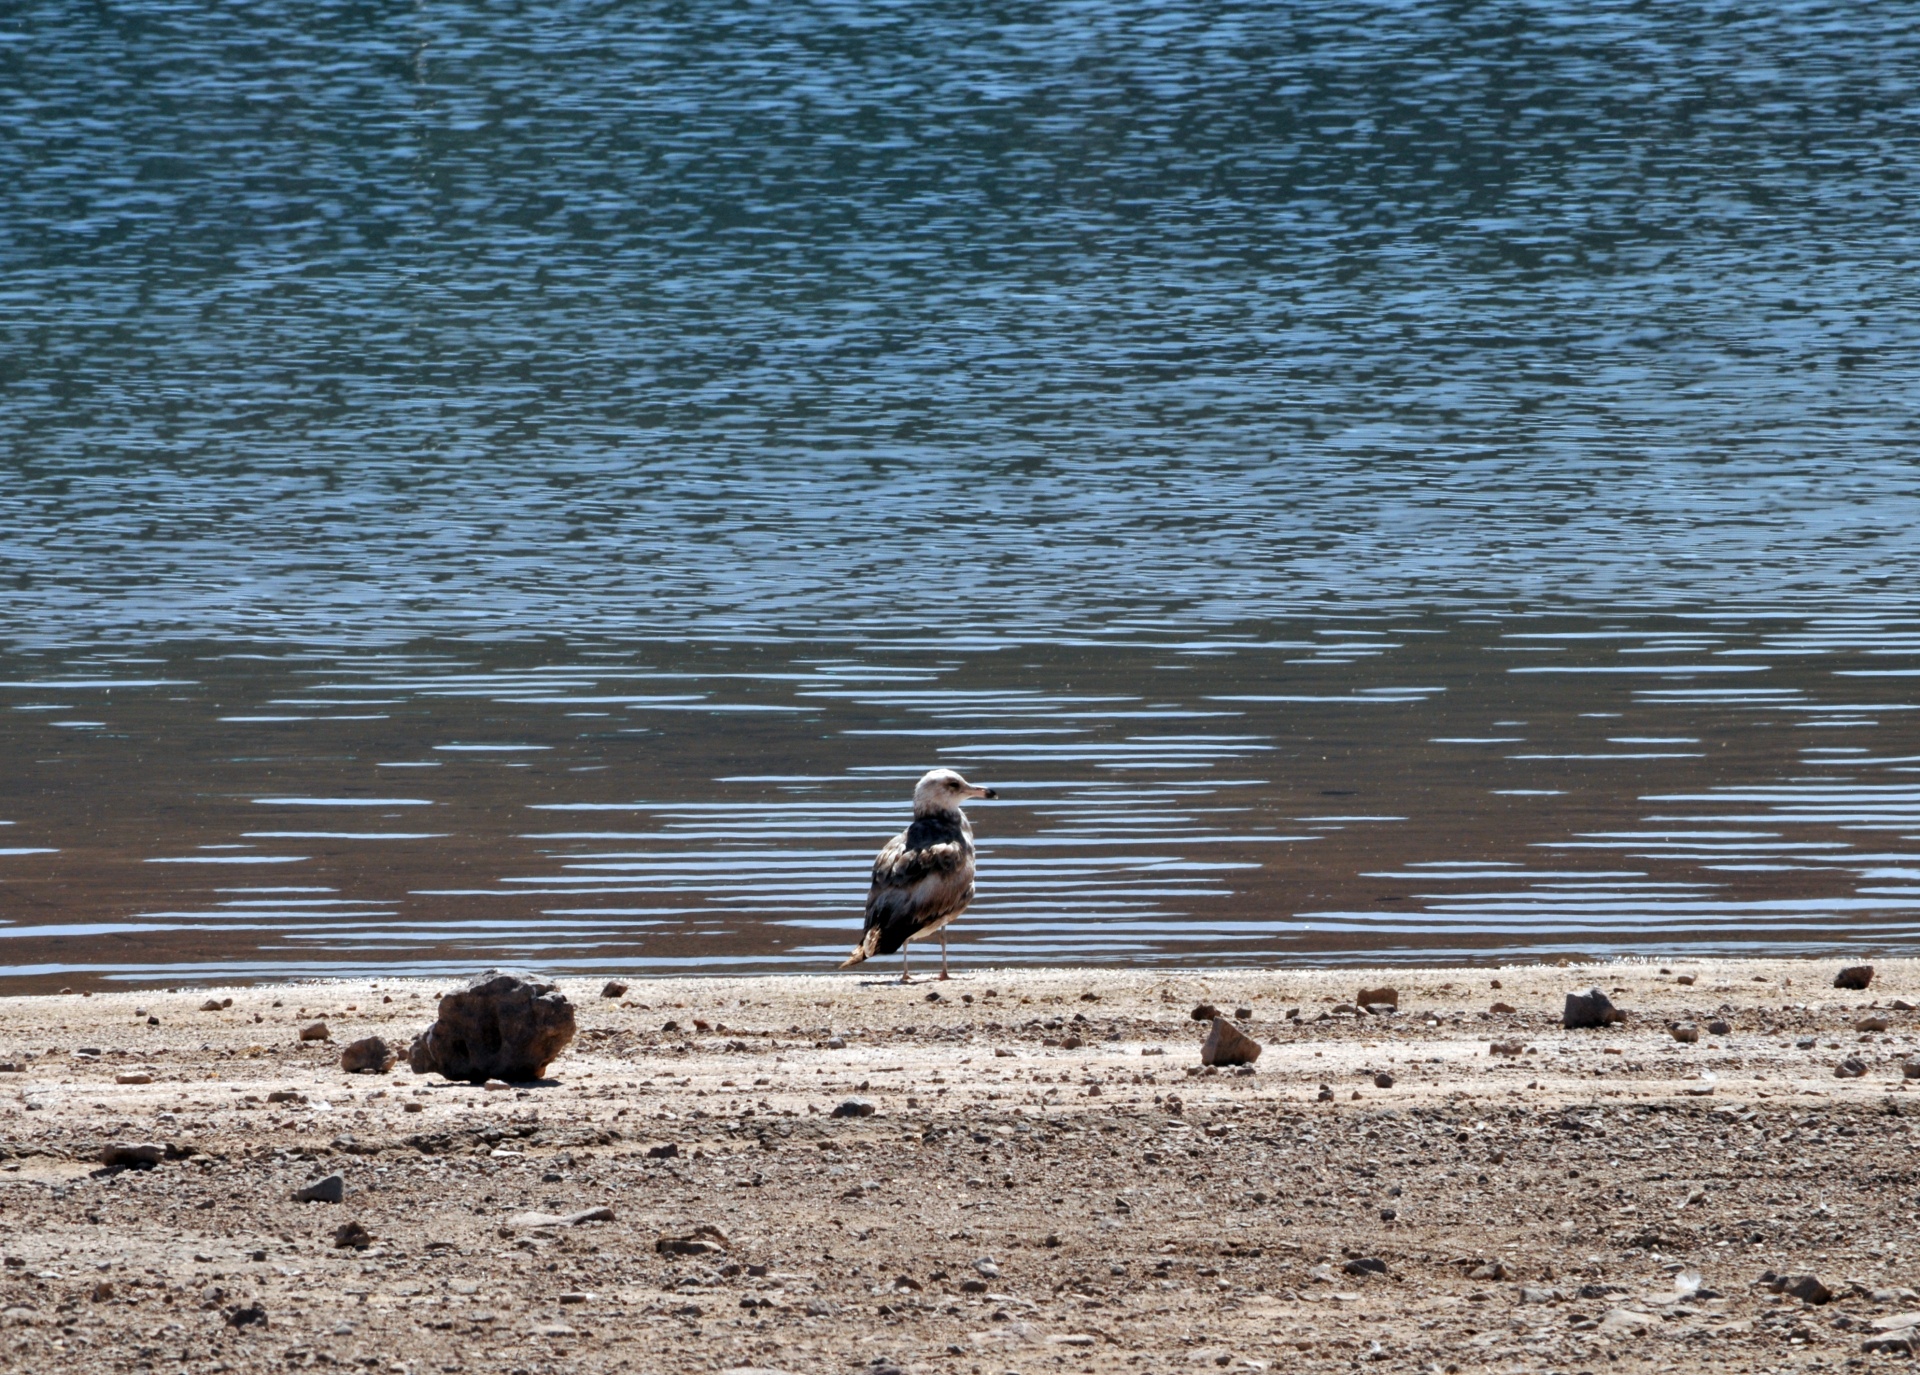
3,2 -> 1919,988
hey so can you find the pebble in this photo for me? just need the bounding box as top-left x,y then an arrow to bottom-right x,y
1769,1272 -> 1834,1305
224,1303 -> 268,1329
1356,986 -> 1398,1008
1854,1015 -> 1890,1033
1489,1002 -> 1516,1014
1669,1023 -> 1699,1043
655,1225 -> 728,1256
482,1079 -> 512,1091
1707,1019 -> 1732,1035
1835,965 -> 1875,990
98,1142 -> 166,1169
509,1207 -> 615,1229
600,980 -> 628,999
1342,1258 -> 1387,1277
115,1072 -> 152,1085
332,1220 -> 371,1250
298,1021 -> 330,1042
1190,1004 -> 1220,1022
293,1173 -> 346,1204
647,1142 -> 679,1158
1200,1017 -> 1261,1067
1372,1072 -> 1394,1089
1489,1041 -> 1523,1057
1834,1057 -> 1867,1079
1562,988 -> 1622,1029
831,1098 -> 876,1118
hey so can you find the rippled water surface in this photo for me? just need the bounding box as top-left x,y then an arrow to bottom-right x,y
3,3 -> 1919,987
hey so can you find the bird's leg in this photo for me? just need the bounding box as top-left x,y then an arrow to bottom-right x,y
900,944 -> 912,984
939,933 -> 950,981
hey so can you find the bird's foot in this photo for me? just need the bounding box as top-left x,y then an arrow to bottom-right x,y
899,974 -> 915,985
937,971 -> 950,981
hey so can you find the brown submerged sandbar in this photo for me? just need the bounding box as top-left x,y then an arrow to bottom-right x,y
3,959 -> 1918,1373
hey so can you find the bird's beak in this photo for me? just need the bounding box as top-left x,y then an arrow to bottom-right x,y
970,785 -> 998,800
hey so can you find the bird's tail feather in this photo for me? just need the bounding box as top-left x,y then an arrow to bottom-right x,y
839,928 -> 879,969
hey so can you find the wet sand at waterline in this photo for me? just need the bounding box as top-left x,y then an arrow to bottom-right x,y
5,960 -> 1920,1373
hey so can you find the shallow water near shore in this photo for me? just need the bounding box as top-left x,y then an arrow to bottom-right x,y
4,4 -> 1920,987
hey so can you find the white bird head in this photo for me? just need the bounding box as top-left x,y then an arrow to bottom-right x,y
912,767 -> 997,817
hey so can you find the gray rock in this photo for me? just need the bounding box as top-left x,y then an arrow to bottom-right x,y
1563,988 -> 1622,1029
339,1037 -> 394,1075
1835,1057 -> 1867,1079
294,1173 -> 345,1204
1200,1017 -> 1261,1067
1343,1257 -> 1388,1277
1468,1261 -> 1509,1281
1854,1015 -> 1889,1033
831,1098 -> 875,1118
407,969 -> 576,1084
1835,965 -> 1875,990
1518,1286 -> 1561,1304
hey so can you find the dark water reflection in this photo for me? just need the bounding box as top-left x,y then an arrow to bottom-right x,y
2,3 -> 1919,985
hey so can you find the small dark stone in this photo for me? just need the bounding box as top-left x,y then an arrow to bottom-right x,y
332,1220 -> 372,1250
1707,1019 -> 1732,1036
1343,1257 -> 1389,1277
1372,1072 -> 1395,1089
297,1021 -> 330,1042
647,1142 -> 679,1158
1773,1273 -> 1833,1304
1357,986 -> 1398,1009
599,980 -> 628,999
225,1304 -> 268,1328
1563,988 -> 1622,1029
1835,1057 -> 1867,1079
831,1098 -> 876,1118
99,1142 -> 166,1169
1835,965 -> 1875,991
1190,1003 -> 1220,1022
407,969 -> 576,1084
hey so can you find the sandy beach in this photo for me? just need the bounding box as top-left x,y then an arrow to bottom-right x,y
3,957 -> 1919,1374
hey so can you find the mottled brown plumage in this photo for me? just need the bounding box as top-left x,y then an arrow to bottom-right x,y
840,768 -> 996,981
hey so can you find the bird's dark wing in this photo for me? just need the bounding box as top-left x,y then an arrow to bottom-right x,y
859,820 -> 974,957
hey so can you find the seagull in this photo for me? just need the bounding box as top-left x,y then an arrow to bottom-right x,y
839,768 -> 997,982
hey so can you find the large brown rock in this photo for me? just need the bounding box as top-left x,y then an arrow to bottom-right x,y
407,969 -> 576,1084
1835,965 -> 1875,991
340,1037 -> 395,1074
1200,1016 -> 1261,1067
